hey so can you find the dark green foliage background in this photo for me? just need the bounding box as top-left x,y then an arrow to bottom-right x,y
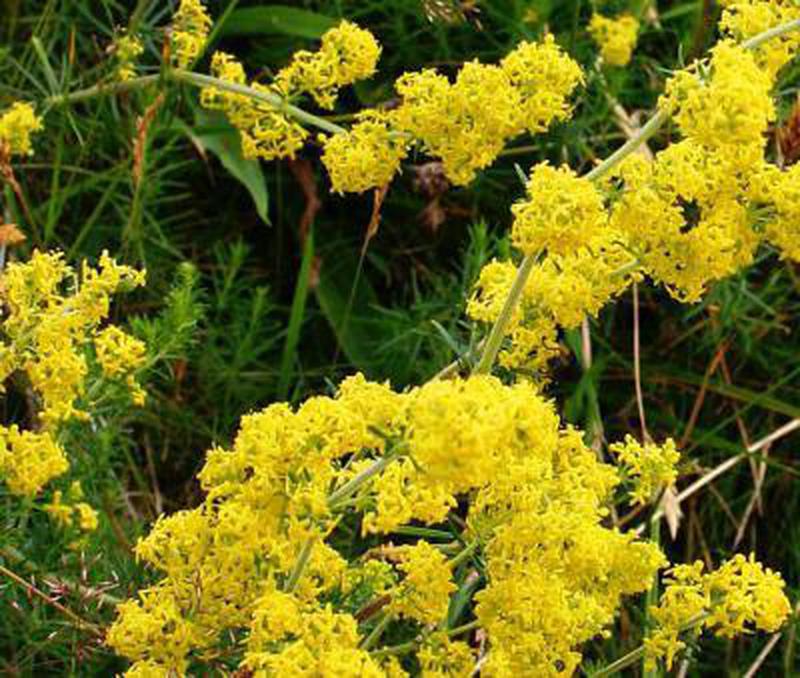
0,0 -> 799,675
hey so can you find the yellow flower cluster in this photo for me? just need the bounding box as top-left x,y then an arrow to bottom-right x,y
589,14 -> 640,67
200,21 -> 381,163
392,541 -> 456,625
610,435 -> 680,505
0,250 -> 146,497
393,63 -> 524,187
115,34 -> 144,81
171,0 -> 211,68
469,228 -> 633,376
719,0 -> 800,77
499,36 -> 585,134
418,632 -> 475,676
0,425 -> 68,497
661,41 -> 774,166
395,39 -> 581,186
43,481 -> 99,532
95,325 -> 148,405
108,372 -> 669,675
471,421 -> 665,676
0,101 -> 44,157
321,111 -> 408,193
469,19 -> 800,375
201,52 -> 308,161
511,163 -> 607,256
750,162 -> 800,261
275,21 -> 382,109
645,555 -> 791,670
321,34 -> 582,192
1,250 -> 146,424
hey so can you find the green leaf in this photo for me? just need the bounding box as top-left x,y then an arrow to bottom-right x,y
277,228 -> 315,400
182,110 -> 270,225
219,6 -> 337,39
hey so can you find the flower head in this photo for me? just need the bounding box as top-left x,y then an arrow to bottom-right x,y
589,14 -> 640,67
0,102 -> 44,157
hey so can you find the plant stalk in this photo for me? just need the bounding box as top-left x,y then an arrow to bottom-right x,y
169,69 -> 346,135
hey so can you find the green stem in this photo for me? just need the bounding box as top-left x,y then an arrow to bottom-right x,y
44,74 -> 161,107
590,613 -> 708,677
43,69 -> 345,136
448,540 -> 480,569
742,18 -> 800,50
472,253 -> 537,375
328,448 -> 403,508
592,645 -> 647,678
370,619 -> 481,658
585,108 -> 668,182
284,537 -> 315,593
360,612 -> 393,650
169,69 -> 346,135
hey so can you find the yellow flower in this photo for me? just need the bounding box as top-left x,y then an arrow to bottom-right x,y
645,555 -> 791,670
116,33 -> 144,81
202,52 -> 308,160
0,426 -> 68,497
660,41 -> 774,165
392,36 -> 582,186
418,632 -> 475,676
1,250 -> 145,424
393,62 -> 522,186
94,325 -> 147,403
511,162 -> 607,257
610,141 -> 761,303
392,541 -> 456,625
321,110 -> 408,193
123,660 -> 172,678
750,162 -> 800,261
500,35 -> 584,134
74,502 -> 99,531
0,102 -> 44,157
610,435 -> 681,505
589,14 -> 640,67
171,0 -> 212,68
275,21 -> 381,109
43,490 -> 74,528
719,0 -> 800,78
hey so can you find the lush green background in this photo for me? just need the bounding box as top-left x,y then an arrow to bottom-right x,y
1,0 -> 799,675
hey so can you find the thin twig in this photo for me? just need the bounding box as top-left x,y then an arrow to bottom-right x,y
639,419 -> 800,536
743,631 -> 783,678
0,563 -> 103,637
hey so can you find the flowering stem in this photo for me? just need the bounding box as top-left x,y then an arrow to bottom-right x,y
370,619 -> 481,658
741,18 -> 800,50
590,613 -> 708,677
284,537 -> 316,593
470,16 -> 800,378
328,447 -> 404,508
169,69 -> 347,135
585,108 -> 669,182
472,252 -> 538,375
44,70 -> 346,136
43,75 -> 161,107
360,612 -> 393,650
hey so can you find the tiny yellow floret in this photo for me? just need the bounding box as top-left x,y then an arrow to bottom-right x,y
589,14 -> 640,67
0,102 -> 44,157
